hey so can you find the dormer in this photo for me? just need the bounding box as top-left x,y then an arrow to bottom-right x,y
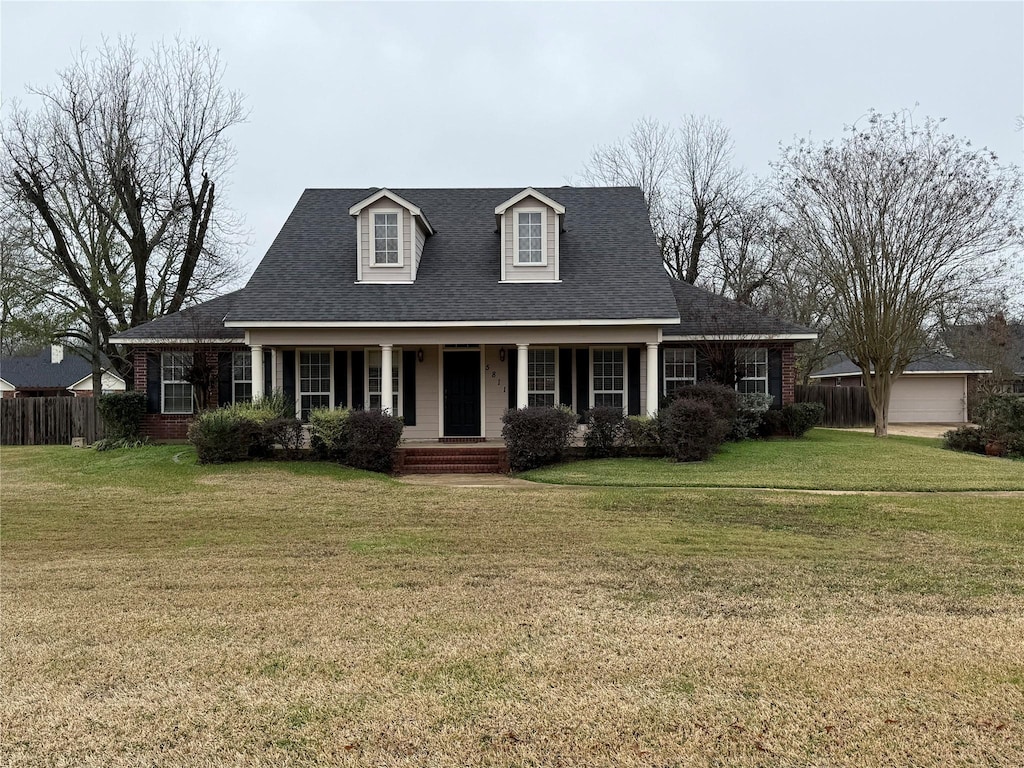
495,188 -> 565,283
349,189 -> 434,284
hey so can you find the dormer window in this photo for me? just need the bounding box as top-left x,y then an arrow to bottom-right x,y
373,211 -> 401,266
516,210 -> 544,264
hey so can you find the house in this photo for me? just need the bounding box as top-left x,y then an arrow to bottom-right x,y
0,344 -> 126,398
943,317 -> 1024,396
809,352 -> 991,423
111,186 -> 816,444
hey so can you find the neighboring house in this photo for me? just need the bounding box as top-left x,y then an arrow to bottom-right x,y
943,318 -> 1024,395
0,345 -> 126,398
809,353 -> 991,423
112,186 -> 816,442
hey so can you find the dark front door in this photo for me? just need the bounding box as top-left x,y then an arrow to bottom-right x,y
443,350 -> 481,437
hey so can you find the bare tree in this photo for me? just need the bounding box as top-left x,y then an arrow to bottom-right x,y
581,115 -> 745,285
1,36 -> 247,383
775,109 -> 1023,436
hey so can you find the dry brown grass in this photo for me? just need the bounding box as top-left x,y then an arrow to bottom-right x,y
2,446 -> 1023,766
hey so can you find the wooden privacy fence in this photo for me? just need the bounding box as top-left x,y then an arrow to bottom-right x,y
1,397 -> 106,446
795,384 -> 875,427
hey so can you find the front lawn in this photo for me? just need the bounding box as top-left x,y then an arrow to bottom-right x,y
2,445 -> 1023,766
523,428 -> 1024,491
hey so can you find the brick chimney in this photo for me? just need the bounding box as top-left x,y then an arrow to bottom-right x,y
51,344 -> 64,364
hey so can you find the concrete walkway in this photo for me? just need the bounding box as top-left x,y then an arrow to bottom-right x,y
399,473 -> 536,488
826,424 -> 960,439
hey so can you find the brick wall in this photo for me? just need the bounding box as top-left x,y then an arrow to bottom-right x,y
781,343 -> 796,405
132,345 -> 246,442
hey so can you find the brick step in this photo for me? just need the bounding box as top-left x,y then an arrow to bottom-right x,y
403,453 -> 502,466
402,463 -> 504,474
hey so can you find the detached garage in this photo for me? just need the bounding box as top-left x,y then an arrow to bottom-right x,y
810,353 -> 991,424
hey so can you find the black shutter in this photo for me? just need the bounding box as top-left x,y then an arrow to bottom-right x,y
627,347 -> 641,416
507,349 -> 517,410
657,346 -> 665,410
575,348 -> 589,423
282,350 -> 296,417
558,348 -> 573,407
351,350 -> 365,410
768,348 -> 783,409
146,352 -> 161,413
217,351 -> 233,407
335,351 -> 348,407
263,353 -> 272,397
402,350 -> 416,426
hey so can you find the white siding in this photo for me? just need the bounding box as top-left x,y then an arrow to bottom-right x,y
414,221 -> 426,276
502,195 -> 559,282
359,199 -> 413,283
483,345 -> 509,439
402,346 -> 440,440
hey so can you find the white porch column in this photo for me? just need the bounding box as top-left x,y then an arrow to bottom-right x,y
273,348 -> 283,391
516,344 -> 529,410
251,345 -> 265,401
380,344 -> 393,413
646,342 -> 659,417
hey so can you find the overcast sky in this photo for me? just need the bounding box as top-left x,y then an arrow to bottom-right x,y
3,1 -> 1022,282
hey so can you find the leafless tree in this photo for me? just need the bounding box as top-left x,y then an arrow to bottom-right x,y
775,109 -> 1023,436
581,115 -> 745,285
1,36 -> 247,384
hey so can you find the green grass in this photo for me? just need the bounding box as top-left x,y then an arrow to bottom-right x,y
523,428 -> 1024,491
2,444 -> 1024,766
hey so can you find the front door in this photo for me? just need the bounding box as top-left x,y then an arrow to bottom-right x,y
443,350 -> 481,436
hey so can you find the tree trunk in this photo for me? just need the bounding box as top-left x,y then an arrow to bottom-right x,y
863,369 -> 891,437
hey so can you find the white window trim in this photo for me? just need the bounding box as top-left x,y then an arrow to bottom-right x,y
370,208 -> 404,268
527,347 -> 558,408
663,346 -> 697,396
590,346 -> 627,413
161,351 -> 193,415
735,347 -> 769,394
513,207 -> 547,266
365,347 -> 402,416
296,348 -> 334,419
231,350 -> 253,404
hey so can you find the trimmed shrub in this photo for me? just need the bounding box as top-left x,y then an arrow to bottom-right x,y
96,391 -> 147,440
224,394 -> 301,457
309,407 -> 351,461
187,410 -> 258,464
943,425 -> 986,454
584,406 -> 626,458
659,399 -> 726,462
974,397 -> 1024,456
262,417 -> 304,458
757,408 -> 786,438
668,382 -> 738,424
622,415 -> 662,452
502,406 -> 579,472
732,392 -> 774,441
782,402 -> 824,438
346,409 -> 404,473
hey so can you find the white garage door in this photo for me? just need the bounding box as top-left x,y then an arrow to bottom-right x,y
889,376 -> 965,423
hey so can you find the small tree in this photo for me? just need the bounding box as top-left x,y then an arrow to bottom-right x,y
775,109 -> 1023,436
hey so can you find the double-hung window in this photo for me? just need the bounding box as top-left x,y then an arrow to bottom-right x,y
232,351 -> 252,403
161,351 -> 193,414
516,210 -> 543,264
367,350 -> 401,415
373,212 -> 400,265
592,348 -> 625,410
299,351 -> 332,420
736,348 -> 768,394
663,347 -> 696,396
527,348 -> 556,407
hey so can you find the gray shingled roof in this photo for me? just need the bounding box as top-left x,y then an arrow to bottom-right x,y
810,352 -> 992,378
226,187 -> 680,324
663,278 -> 817,338
111,290 -> 246,342
0,346 -> 108,388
